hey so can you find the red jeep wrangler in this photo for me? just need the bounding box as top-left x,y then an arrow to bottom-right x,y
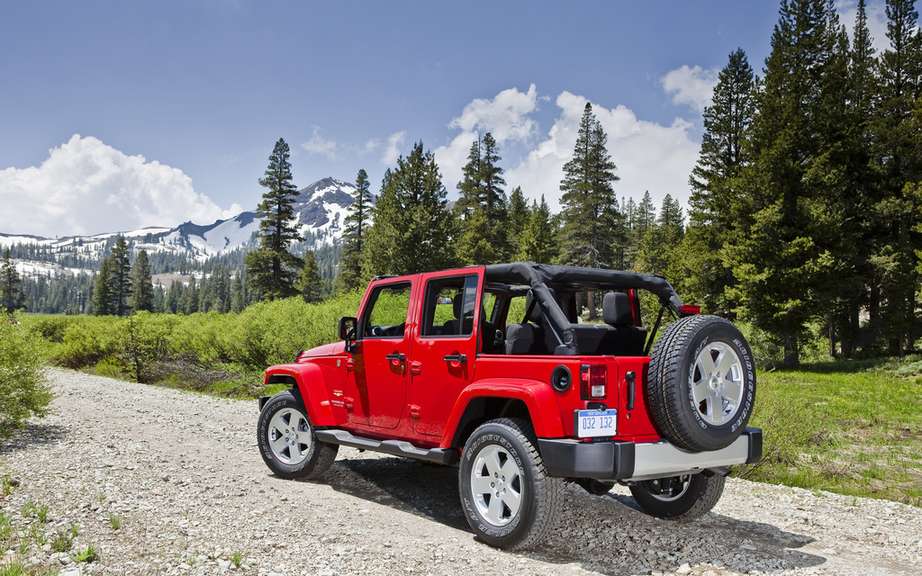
257,263 -> 760,549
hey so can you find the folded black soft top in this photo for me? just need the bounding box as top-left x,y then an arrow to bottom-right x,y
484,262 -> 683,355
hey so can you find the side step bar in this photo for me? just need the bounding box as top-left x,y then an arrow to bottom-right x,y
315,429 -> 458,466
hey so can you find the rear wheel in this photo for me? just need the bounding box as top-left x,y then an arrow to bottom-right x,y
257,391 -> 338,480
629,473 -> 726,520
458,418 -> 562,550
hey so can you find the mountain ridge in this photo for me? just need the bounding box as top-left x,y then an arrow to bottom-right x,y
0,177 -> 364,278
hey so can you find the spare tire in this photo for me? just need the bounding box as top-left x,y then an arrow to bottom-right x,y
646,315 -> 756,452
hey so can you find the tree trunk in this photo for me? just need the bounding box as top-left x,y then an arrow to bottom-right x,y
782,335 -> 799,368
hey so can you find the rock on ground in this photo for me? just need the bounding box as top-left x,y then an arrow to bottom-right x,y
1,368 -> 920,576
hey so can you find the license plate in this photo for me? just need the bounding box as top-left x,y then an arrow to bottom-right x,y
576,409 -> 617,438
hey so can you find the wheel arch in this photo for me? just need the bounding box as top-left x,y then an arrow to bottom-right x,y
442,379 -> 564,449
262,364 -> 337,426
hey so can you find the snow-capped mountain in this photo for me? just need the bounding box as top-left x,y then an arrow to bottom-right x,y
0,177 -> 362,278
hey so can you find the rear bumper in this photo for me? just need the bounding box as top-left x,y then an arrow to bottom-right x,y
537,427 -> 762,482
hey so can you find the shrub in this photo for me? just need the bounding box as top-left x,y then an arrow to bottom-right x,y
0,318 -> 52,440
52,316 -> 122,368
118,313 -> 174,382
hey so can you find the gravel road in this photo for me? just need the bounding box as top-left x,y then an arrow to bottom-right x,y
2,368 -> 920,576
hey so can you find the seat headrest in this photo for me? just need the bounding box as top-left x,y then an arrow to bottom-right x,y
452,293 -> 463,318
603,291 -> 632,326
505,323 -> 535,355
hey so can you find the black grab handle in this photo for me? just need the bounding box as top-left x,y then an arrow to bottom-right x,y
443,353 -> 467,365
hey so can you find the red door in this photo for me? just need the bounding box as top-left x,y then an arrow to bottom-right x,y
352,280 -> 414,430
409,270 -> 482,437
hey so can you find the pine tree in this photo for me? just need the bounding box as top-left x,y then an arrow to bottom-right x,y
230,272 -> 246,312
457,133 -> 509,263
455,138 -> 482,220
0,249 -> 24,314
337,168 -> 373,292
363,143 -> 457,275
506,186 -> 529,253
107,236 -> 133,316
518,196 -> 557,263
870,0 -> 922,353
166,279 -> 181,314
130,249 -> 154,312
678,48 -> 756,314
182,276 -> 198,314
246,138 -> 302,300
729,0 -> 841,367
298,251 -> 323,303
559,103 -> 621,269
93,258 -> 112,315
635,195 -> 685,276
362,169 -> 400,278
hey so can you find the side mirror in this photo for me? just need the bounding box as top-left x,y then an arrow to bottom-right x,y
339,316 -> 358,350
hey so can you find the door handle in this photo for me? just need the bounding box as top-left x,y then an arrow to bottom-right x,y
443,353 -> 467,365
385,352 -> 406,369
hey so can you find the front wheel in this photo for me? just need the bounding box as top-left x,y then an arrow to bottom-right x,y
257,391 -> 338,480
629,473 -> 726,521
458,418 -> 562,550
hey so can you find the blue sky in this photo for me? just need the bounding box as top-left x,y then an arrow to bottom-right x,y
0,1 -> 890,236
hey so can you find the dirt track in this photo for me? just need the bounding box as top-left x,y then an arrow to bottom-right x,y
2,368 -> 921,576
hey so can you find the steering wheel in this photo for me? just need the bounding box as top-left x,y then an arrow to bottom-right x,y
370,325 -> 384,337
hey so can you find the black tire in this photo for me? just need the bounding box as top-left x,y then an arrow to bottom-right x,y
647,315 -> 756,452
629,473 -> 726,521
257,391 -> 338,480
458,418 -> 562,550
575,479 -> 615,496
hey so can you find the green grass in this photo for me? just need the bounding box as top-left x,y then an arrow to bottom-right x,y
0,562 -> 26,576
742,355 -> 922,507
230,551 -> 245,569
73,545 -> 98,563
50,529 -> 73,553
20,501 -> 48,523
108,514 -> 122,531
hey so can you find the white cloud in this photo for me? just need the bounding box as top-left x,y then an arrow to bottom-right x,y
300,127 -> 338,159
661,65 -> 720,112
363,130 -> 407,165
506,91 -> 699,212
436,84 -> 538,193
837,0 -> 890,53
381,131 -> 406,165
449,84 -> 538,142
0,135 -> 229,237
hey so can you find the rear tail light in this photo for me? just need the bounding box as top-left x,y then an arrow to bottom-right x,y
579,364 -> 607,400
679,304 -> 701,316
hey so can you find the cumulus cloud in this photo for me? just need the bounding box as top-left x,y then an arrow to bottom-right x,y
381,131 -> 406,165
0,135 -> 229,237
436,84 -> 538,192
837,0 -> 890,53
661,65 -> 720,112
506,91 -> 699,212
301,127 -> 338,159
363,130 -> 407,164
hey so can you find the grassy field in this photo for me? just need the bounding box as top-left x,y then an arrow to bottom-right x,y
743,357 -> 922,507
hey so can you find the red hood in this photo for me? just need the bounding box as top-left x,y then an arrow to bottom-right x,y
299,341 -> 345,358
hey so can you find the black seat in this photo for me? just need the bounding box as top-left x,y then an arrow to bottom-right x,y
599,291 -> 646,355
441,294 -> 464,335
505,323 -> 536,354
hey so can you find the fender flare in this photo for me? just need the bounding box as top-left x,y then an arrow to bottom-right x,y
263,364 -> 337,426
441,378 -> 564,447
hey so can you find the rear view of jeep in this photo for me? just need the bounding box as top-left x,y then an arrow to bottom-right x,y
256,263 -> 761,550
